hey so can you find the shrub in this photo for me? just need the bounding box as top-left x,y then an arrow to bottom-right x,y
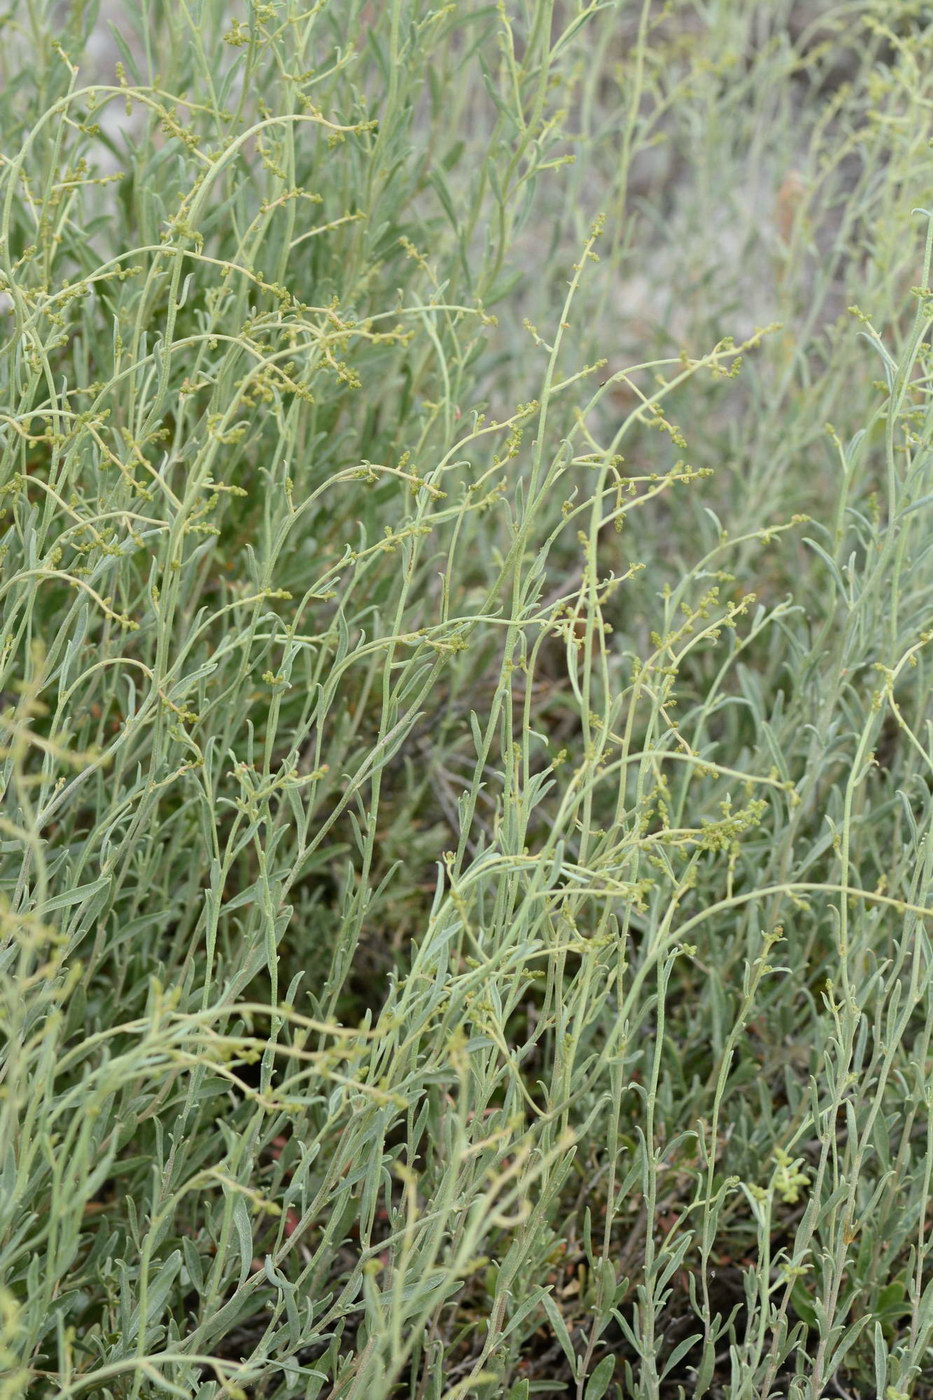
1,3 -> 932,1397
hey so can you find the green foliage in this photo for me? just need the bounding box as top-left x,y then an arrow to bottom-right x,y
1,1 -> 932,1397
